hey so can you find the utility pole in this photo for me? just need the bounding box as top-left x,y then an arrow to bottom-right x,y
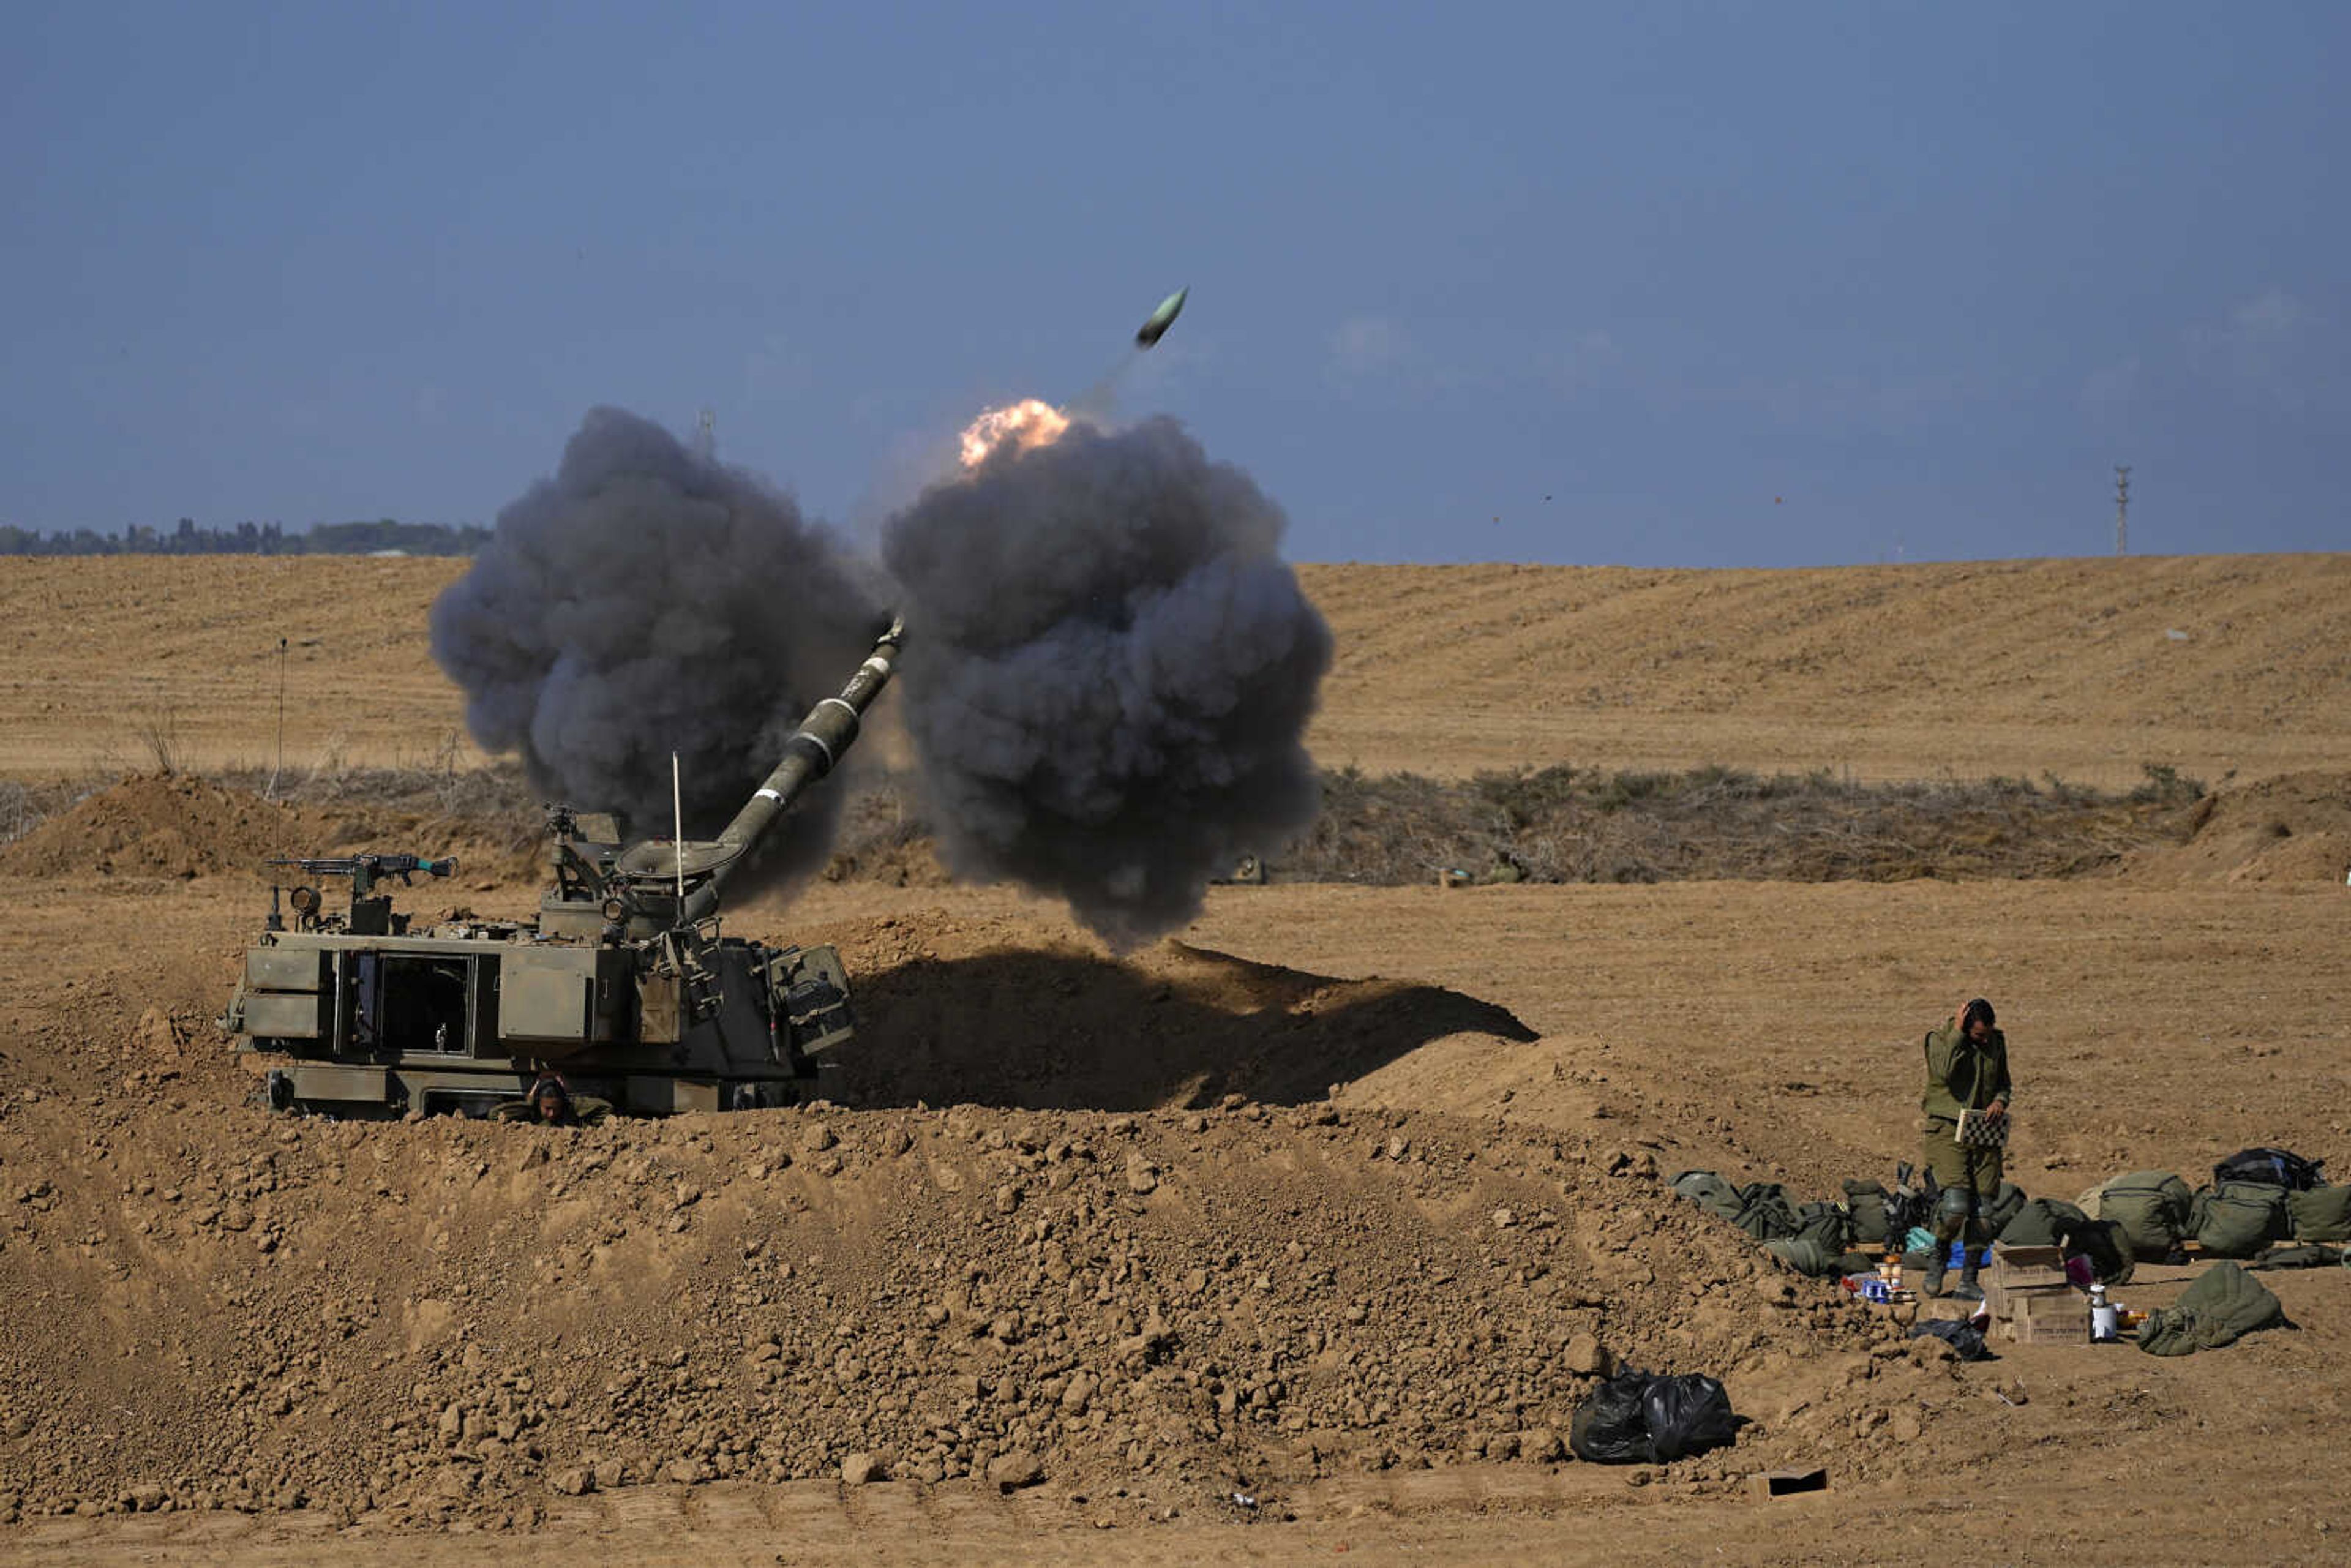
695,408 -> 716,461
2114,465 -> 2131,555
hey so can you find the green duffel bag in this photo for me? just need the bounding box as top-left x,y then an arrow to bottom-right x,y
2286,1184 -> 2351,1244
2100,1171 -> 2195,1260
1998,1197 -> 2090,1247
2068,1218 -> 2135,1287
2136,1262 -> 2285,1356
1976,1180 -> 2028,1242
2189,1180 -> 2292,1258
1669,1169 -> 1745,1223
2001,1199 -> 2137,1285
1793,1200 -> 1852,1252
1842,1179 -> 1892,1247
1732,1182 -> 1801,1242
1761,1236 -> 1845,1278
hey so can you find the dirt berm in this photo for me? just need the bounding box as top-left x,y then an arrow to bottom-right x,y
0,1079 -> 1940,1529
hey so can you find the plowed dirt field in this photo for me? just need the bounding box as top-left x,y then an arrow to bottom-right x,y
6,553 -> 2349,785
2,554 -> 2349,1565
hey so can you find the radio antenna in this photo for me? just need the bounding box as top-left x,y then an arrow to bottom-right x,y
267,636 -> 288,800
672,751 -> 687,915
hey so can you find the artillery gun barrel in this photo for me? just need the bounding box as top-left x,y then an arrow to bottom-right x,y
677,616 -> 903,922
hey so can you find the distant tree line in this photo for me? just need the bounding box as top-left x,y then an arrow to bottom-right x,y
0,517 -> 490,557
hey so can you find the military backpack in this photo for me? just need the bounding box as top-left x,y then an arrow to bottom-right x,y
2287,1184 -> 2351,1244
2212,1146 -> 2325,1192
2100,1171 -> 2196,1260
1731,1182 -> 1801,1242
1841,1179 -> 1892,1247
2188,1180 -> 2293,1258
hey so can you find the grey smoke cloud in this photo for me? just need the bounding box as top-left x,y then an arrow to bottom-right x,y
883,415 -> 1331,948
429,405 -> 887,891
433,405 -> 1330,944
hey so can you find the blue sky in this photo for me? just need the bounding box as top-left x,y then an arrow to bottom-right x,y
3,1 -> 2344,566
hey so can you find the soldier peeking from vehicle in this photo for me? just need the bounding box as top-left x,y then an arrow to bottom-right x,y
491,1072 -> 610,1127
531,1075 -> 577,1125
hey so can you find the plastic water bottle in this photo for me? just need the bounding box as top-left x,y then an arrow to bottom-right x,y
2090,1283 -> 2118,1343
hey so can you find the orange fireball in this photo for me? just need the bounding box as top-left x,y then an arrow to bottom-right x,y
959,398 -> 1071,468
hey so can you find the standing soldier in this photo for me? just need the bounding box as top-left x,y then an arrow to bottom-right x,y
1918,997 -> 2011,1300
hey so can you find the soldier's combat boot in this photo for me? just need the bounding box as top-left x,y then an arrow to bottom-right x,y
1949,1185 -> 1987,1302
1924,1185 -> 1972,1299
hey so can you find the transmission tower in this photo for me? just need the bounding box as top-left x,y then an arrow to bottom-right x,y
2114,465 -> 2131,555
695,408 -> 716,460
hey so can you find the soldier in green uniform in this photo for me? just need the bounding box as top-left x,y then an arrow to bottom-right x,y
492,1073 -> 612,1127
1918,997 -> 2011,1300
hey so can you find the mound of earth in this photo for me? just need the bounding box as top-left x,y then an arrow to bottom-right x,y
2124,771 -> 2351,885
0,1083 -> 1944,1530
0,773 -> 538,884
0,775 -> 326,879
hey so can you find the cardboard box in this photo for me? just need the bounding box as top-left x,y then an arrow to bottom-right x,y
1995,1288 -> 2090,1343
2004,1306 -> 2090,1345
1989,1243 -> 2069,1289
1982,1279 -> 2073,1321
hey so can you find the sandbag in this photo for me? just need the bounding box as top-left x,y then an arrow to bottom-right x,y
2135,1262 -> 2285,1356
2099,1171 -> 2194,1260
2287,1184 -> 2351,1244
2213,1147 -> 2325,1192
1842,1179 -> 1892,1246
1998,1197 -> 2090,1247
2189,1180 -> 2292,1258
1668,1169 -> 1744,1223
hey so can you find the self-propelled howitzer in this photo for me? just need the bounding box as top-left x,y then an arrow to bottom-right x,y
220,618 -> 904,1117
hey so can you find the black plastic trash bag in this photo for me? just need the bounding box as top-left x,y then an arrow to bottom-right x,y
1641,1373 -> 1738,1461
1569,1371 -> 1652,1464
1907,1317 -> 1993,1361
1570,1370 -> 1737,1464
